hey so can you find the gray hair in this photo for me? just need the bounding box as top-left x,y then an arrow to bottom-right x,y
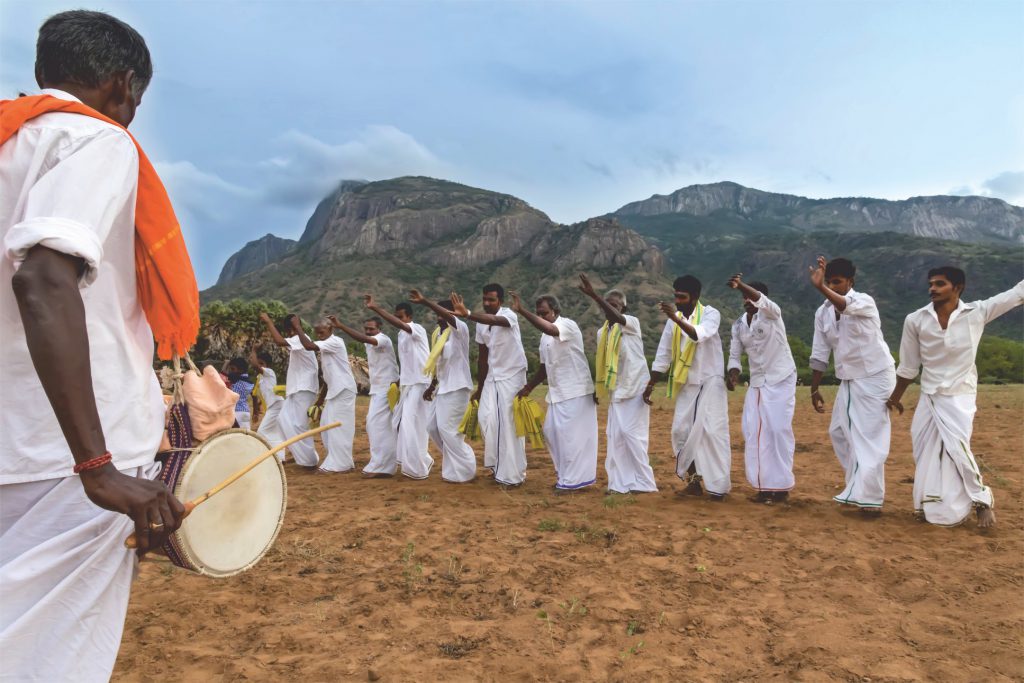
36,10 -> 153,98
605,288 -> 628,309
535,295 -> 561,315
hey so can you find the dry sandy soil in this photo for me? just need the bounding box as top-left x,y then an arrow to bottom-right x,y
114,385 -> 1023,682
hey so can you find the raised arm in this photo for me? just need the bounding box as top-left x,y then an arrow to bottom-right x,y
327,315 -> 377,345
409,289 -> 457,326
259,311 -> 290,348
364,294 -> 411,334
658,301 -> 698,341
578,273 -> 626,326
977,280 -> 1024,324
808,256 -> 847,312
450,292 -> 510,327
726,273 -> 762,302
509,291 -> 559,337
291,316 -> 318,351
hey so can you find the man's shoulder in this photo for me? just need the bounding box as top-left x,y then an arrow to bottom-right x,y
24,109 -> 135,152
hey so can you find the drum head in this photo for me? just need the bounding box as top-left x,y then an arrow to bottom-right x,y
175,429 -> 286,577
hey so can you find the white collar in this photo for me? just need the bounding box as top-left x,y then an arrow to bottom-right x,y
40,88 -> 82,103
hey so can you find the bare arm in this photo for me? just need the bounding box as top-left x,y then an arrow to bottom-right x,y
727,273 -> 762,302
473,344 -> 489,401
12,246 -> 184,554
364,294 -> 411,334
887,375 -> 914,415
327,315 -> 377,345
291,316 -> 318,351
658,302 -> 698,341
409,289 -> 457,326
510,291 -> 559,337
578,273 -> 626,326
808,256 -> 847,312
809,369 -> 826,413
518,364 -> 548,398
450,292 -> 510,327
259,312 -> 290,348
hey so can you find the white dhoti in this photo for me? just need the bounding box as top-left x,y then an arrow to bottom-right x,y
319,389 -> 356,473
279,390 -> 318,466
829,368 -> 896,508
363,393 -> 398,475
606,393 -> 657,494
543,395 -> 598,490
257,402 -> 287,461
672,376 -> 732,496
428,388 -> 477,483
234,411 -> 251,431
392,384 -> 434,480
478,373 -> 527,486
0,464 -> 158,683
911,392 -> 993,526
742,373 -> 796,492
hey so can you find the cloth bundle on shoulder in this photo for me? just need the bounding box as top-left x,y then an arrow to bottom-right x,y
513,396 -> 545,449
181,362 -> 239,441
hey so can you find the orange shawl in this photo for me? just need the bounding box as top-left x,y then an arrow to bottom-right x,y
0,94 -> 199,360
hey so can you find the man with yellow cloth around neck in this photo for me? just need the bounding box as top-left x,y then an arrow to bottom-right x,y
578,274 -> 658,495
410,290 -> 478,483
646,275 -> 731,500
1,10 -> 193,680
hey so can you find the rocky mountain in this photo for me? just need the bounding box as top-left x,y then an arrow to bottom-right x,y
613,181 -> 1023,245
214,233 -> 297,286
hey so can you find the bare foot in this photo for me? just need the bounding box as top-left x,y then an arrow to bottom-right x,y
859,507 -> 882,519
977,506 -> 996,529
682,480 -> 704,496
708,493 -> 725,502
772,491 -> 790,503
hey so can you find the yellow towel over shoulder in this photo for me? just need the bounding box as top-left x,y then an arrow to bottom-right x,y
667,302 -> 704,398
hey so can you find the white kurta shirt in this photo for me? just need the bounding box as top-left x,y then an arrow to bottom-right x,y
727,295 -> 796,387
810,289 -> 893,380
539,316 -> 595,404
258,367 -> 283,408
316,334 -> 356,398
436,319 -> 474,395
366,333 -> 399,395
475,307 -> 528,381
896,281 -> 1024,395
597,314 -> 650,401
398,321 -> 431,386
651,303 -> 725,385
285,336 -> 319,395
1,88 -> 164,484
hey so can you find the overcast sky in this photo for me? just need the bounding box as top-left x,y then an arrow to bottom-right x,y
2,0 -> 1022,287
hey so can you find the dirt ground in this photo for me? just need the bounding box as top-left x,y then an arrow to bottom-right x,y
113,385 -> 1024,682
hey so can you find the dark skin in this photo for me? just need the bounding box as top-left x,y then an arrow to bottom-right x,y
642,289 -> 699,405
355,319 -> 400,396
364,294 -> 412,334
451,290 -> 508,403
10,73 -> 183,555
725,273 -> 761,391
807,256 -> 854,414
577,273 -> 627,327
408,289 -> 458,401
514,295 -> 558,398
294,319 -> 333,409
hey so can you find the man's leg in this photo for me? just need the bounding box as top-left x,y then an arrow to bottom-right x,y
672,384 -> 703,495
280,390 -> 318,467
320,390 -> 356,473
397,385 -> 433,480
363,393 -> 397,476
551,396 -> 598,490
257,401 -> 287,459
492,376 -> 527,486
691,377 -> 731,497
617,394 -> 657,493
437,389 -> 477,483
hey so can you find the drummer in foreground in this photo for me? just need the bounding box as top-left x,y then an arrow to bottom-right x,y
1,11 -> 188,681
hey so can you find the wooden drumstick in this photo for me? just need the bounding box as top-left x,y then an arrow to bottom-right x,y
125,421 -> 341,549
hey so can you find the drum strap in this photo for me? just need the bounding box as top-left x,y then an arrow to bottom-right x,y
159,401 -> 195,567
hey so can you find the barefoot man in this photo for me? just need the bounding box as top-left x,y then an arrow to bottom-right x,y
726,275 -> 797,503
409,290 -> 478,483
647,275 -> 731,499
513,292 -> 599,492
259,312 -> 320,467
887,268 -> 1023,528
578,274 -> 657,494
364,295 -> 434,479
250,350 -> 286,453
808,257 -> 896,513
1,11 -> 190,680
451,284 -> 529,486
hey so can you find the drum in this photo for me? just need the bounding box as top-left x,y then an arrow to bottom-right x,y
162,429 -> 287,577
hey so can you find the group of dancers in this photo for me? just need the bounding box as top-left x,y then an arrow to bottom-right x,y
252,259 -> 1024,530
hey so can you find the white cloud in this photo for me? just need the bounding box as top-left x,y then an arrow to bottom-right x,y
948,170 -> 1024,206
154,160 -> 254,222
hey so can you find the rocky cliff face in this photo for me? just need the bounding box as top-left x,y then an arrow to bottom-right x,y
298,180 -> 366,246
215,233 -> 297,286
614,181 -> 1023,245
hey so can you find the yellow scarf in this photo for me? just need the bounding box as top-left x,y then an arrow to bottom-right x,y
595,321 -> 623,390
513,396 -> 545,449
458,399 -> 480,440
422,325 -> 452,377
387,383 -> 401,411
667,302 -> 704,398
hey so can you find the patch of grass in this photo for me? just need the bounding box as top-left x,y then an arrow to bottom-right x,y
558,597 -> 588,618
620,640 -> 645,660
603,494 -> 637,509
401,542 -> 423,594
537,519 -> 563,532
437,636 -> 484,659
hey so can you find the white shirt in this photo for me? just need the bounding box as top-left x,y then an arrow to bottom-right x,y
366,333 -> 399,395
652,303 -> 725,385
1,89 -> 164,484
597,315 -> 650,401
728,295 -> 797,387
285,336 -> 319,395
539,316 -> 595,404
257,367 -> 282,408
475,307 -> 528,382
398,321 -> 431,386
316,334 -> 356,398
436,319 -> 473,395
810,289 -> 894,380
896,281 -> 1024,395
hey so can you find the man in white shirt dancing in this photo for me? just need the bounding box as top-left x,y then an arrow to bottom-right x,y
887,267 -> 1023,528
259,312 -> 320,467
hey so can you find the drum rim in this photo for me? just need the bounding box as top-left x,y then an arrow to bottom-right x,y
171,428 -> 288,578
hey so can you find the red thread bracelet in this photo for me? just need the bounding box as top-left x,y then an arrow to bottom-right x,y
73,452 -> 112,474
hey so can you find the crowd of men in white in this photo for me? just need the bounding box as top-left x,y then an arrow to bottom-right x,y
253,260 -> 1023,529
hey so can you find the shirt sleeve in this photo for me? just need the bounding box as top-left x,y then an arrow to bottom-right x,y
975,280 -> 1024,324
651,321 -> 675,373
895,314 -> 922,381
842,291 -> 879,318
554,317 -> 579,344
474,324 -> 488,346
315,335 -> 345,354
3,128 -> 139,287
693,307 -> 720,343
753,294 -> 782,320
286,336 -> 303,351
727,320 -> 743,372
809,308 -> 832,372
